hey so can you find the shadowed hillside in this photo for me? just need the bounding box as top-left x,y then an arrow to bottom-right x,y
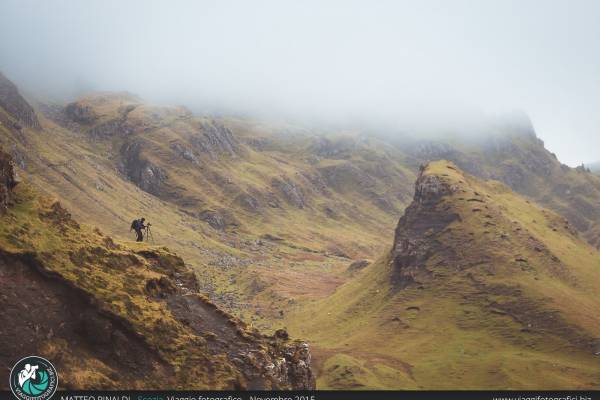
286,161 -> 600,389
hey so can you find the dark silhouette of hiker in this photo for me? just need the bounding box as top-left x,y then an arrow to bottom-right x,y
130,217 -> 146,242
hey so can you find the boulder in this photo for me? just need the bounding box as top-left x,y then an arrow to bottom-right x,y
347,259 -> 370,273
198,209 -> 239,230
171,142 -> 200,165
191,120 -> 241,158
272,176 -> 305,208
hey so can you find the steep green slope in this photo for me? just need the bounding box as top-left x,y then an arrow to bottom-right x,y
286,161 -> 600,389
45,92 -> 414,244
0,81 -> 415,329
0,146 -> 315,390
220,119 -> 600,253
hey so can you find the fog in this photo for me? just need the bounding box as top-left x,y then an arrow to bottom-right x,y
1,0 -> 599,165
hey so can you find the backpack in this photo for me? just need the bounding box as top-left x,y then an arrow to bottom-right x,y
130,219 -> 139,230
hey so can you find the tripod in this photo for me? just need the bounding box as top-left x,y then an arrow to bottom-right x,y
145,224 -> 154,243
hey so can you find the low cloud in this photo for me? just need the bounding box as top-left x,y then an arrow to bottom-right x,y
1,0 -> 599,165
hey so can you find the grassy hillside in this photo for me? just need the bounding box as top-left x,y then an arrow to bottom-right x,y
286,161 -> 600,389
0,148 -> 314,390
0,86 -> 419,332
2,72 -> 600,390
3,85 -> 597,328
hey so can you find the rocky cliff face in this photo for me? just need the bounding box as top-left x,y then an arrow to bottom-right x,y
119,141 -> 167,196
0,147 -> 17,213
192,120 -> 241,158
0,72 -> 40,129
390,164 -> 460,288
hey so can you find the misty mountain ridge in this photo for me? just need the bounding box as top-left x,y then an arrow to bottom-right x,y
1,71 -> 600,389
2,70 -> 600,248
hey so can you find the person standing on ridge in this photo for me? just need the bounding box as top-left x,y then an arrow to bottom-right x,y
130,217 -> 147,242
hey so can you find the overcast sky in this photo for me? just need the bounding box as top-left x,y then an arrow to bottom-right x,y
1,0 -> 599,165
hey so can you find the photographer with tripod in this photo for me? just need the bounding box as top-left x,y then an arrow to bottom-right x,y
130,217 -> 152,242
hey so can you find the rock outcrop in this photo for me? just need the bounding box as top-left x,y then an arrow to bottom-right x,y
171,142 -> 200,165
309,136 -> 357,159
89,118 -> 134,138
0,147 -> 17,213
191,120 -> 241,158
199,209 -> 239,230
268,341 -> 314,389
272,176 -> 305,208
0,71 -> 40,129
119,141 -> 167,195
64,101 -> 97,124
390,164 -> 460,287
347,259 -> 370,274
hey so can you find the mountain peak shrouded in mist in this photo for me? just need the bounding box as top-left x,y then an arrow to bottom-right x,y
1,1 -> 600,165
